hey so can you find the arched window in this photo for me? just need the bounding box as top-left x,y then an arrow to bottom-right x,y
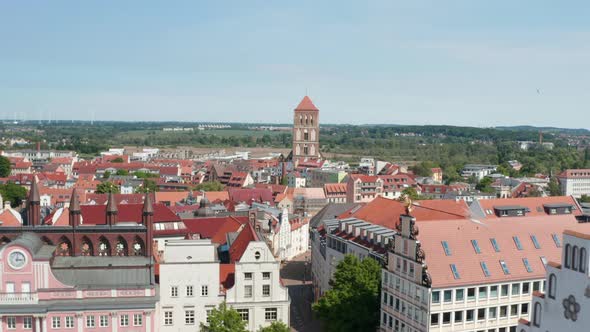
564,244 -> 571,268
98,237 -> 111,256
115,236 -> 128,256
55,236 -> 72,256
80,236 -> 93,256
0,236 -> 11,244
533,302 -> 542,327
41,236 -> 54,246
132,236 -> 145,256
580,248 -> 587,273
572,246 -> 578,270
310,116 -> 314,126
299,115 -> 303,125
548,273 -> 557,299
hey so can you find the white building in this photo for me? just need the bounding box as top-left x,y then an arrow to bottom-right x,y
158,239 -> 225,331
269,208 -> 309,261
461,164 -> 497,180
519,229 -> 589,332
557,169 -> 590,198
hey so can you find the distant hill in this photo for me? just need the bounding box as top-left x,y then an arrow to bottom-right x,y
494,126 -> 590,136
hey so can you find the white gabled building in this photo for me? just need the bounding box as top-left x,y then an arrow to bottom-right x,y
158,239 -> 225,331
225,223 -> 291,331
270,208 -> 309,261
519,229 -> 589,332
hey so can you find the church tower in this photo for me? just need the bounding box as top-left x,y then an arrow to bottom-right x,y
292,96 -> 320,160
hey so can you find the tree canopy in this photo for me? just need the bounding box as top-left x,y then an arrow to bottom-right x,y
199,302 -> 247,332
0,182 -> 27,207
0,156 -> 11,177
194,181 -> 224,192
312,255 -> 382,332
96,181 -> 120,194
257,321 -> 290,332
135,179 -> 157,193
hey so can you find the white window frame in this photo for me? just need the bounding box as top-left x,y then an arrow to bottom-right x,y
119,314 -> 129,327
186,285 -> 194,297
263,284 -> 271,297
23,317 -> 33,329
99,315 -> 109,327
245,285 -> 253,298
52,317 -> 61,329
201,285 -> 208,296
164,311 -> 173,326
171,286 -> 178,297
133,314 -> 142,326
185,310 -> 195,325
264,308 -> 278,321
65,316 -> 75,329
86,316 -> 95,328
7,317 -> 16,329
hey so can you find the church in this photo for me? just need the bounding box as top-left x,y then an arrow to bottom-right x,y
288,96 -> 321,163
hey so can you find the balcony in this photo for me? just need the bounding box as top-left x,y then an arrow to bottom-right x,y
0,292 -> 38,304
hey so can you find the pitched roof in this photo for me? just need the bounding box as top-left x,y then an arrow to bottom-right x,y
220,263 -> 235,290
339,196 -> 469,227
79,203 -> 179,225
228,223 -> 259,263
182,216 -> 249,244
324,183 -> 347,195
418,215 -> 590,288
154,191 -> 190,206
471,196 -> 582,219
228,188 -> 273,204
294,96 -> 319,112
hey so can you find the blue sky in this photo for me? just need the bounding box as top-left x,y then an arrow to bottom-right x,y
1,1 -> 589,128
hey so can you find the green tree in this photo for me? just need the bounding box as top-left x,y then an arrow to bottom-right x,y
111,157 -> 124,163
133,171 -> 159,179
410,161 -> 434,177
0,182 -> 27,207
200,302 -> 247,332
115,169 -> 129,176
0,156 -> 11,177
399,187 -> 420,201
475,177 -> 495,193
194,181 -> 224,192
257,321 -> 290,332
312,255 -> 381,332
103,170 -> 111,179
548,177 -> 562,196
135,179 -> 157,193
579,194 -> 590,203
96,181 -> 120,194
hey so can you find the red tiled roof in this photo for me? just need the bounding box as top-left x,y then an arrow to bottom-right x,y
339,196 -> 469,227
229,223 -> 259,263
155,191 -> 190,206
182,216 -> 249,244
418,215 -> 590,288
294,96 -> 319,112
324,183 -> 347,195
220,263 -> 235,290
228,188 -> 273,204
79,203 -> 179,225
557,169 -> 590,179
474,196 -> 582,218
85,193 -> 147,205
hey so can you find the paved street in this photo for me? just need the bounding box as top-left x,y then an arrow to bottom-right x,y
280,251 -> 322,332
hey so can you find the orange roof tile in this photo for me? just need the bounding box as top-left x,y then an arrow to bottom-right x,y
294,96 -> 319,112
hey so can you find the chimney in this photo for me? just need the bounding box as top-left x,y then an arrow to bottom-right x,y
106,192 -> 118,226
69,188 -> 81,228
4,201 -> 11,210
26,176 -> 41,226
142,193 -> 154,259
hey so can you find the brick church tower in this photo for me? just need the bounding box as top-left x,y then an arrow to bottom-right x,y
292,96 -> 320,160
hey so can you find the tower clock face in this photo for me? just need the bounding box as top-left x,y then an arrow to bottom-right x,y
8,250 -> 27,270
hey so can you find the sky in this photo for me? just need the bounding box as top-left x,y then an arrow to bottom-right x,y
1,1 -> 589,128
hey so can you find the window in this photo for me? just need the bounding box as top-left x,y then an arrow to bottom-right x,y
432,291 -> 440,303
237,309 -> 249,322
52,317 -> 61,329
86,316 -> 95,328
245,285 -> 253,298
201,285 -> 208,296
443,312 -> 451,324
510,304 -> 518,316
500,305 -> 508,318
522,258 -> 533,272
478,308 -> 486,320
185,310 -> 195,325
244,272 -> 252,280
450,264 -> 460,279
430,313 -> 439,326
551,233 -> 561,247
133,314 -> 142,326
511,283 -> 520,296
454,311 -> 463,323
488,307 -> 497,319
441,241 -> 452,256
100,315 -> 109,327
455,289 -> 464,301
24,317 -> 32,329
186,285 -> 193,297
120,314 -> 129,327
533,303 -> 541,327
564,244 -> 571,268
522,282 -> 530,294
263,272 -> 271,280
479,286 -> 487,299
501,284 -> 509,296
206,309 -> 212,323
471,240 -> 481,254
444,290 -> 452,302
65,317 -> 74,329
265,308 -> 277,321
263,284 -> 271,297
467,287 -> 475,300
530,235 -> 541,249
581,248 -> 587,273
499,260 -> 510,275
513,236 -> 523,250
572,246 -> 579,270
521,303 -> 529,315
490,238 -> 501,252
480,261 -> 491,277
7,317 -> 16,329
533,281 -> 540,292
164,311 -> 173,326
466,309 -> 474,322
490,285 -> 498,298
171,286 -> 178,297
548,273 -> 557,299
